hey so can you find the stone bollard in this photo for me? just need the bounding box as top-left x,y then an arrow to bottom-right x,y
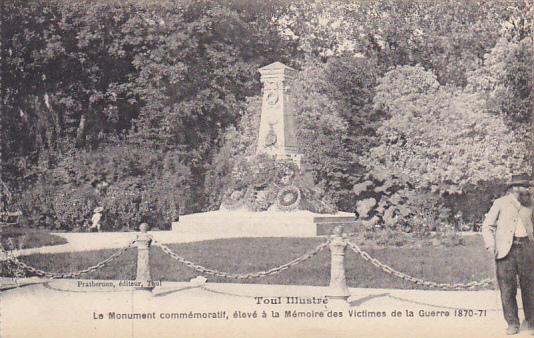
326,225 -> 350,305
135,223 -> 154,292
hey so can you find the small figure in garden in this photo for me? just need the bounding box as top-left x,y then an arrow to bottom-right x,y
482,174 -> 533,335
90,207 -> 104,232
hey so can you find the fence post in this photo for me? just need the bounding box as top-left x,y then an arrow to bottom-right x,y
135,223 -> 154,292
326,225 -> 350,305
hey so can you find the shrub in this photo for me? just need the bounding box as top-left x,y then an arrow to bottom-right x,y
52,185 -> 98,230
12,143 -> 191,231
350,170 -> 471,246
100,179 -> 143,231
14,177 -> 58,228
219,154 -> 337,213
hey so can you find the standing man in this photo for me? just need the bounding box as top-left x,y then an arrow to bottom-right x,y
482,174 -> 534,335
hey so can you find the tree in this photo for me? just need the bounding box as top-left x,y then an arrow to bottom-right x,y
466,36 -> 532,126
466,35 -> 533,172
276,0 -> 529,86
291,59 -> 356,205
123,0 -> 301,210
364,65 -> 529,195
1,0 -> 141,189
1,0 -> 301,214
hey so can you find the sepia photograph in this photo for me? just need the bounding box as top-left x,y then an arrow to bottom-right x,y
0,0 -> 532,337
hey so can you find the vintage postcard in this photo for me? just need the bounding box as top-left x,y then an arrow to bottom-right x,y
1,0 -> 532,337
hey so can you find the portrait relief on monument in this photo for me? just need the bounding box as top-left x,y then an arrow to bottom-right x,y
265,91 -> 279,106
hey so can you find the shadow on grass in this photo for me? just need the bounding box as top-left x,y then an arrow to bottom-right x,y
1,228 -> 68,250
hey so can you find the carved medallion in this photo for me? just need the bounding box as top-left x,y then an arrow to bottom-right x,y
266,91 -> 279,105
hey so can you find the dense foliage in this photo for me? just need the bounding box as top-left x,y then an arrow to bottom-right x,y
364,65 -> 529,195
1,0 -> 531,233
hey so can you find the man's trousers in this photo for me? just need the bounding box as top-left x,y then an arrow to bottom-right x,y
496,237 -> 534,327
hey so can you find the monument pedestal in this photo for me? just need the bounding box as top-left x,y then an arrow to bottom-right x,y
171,210 -> 354,238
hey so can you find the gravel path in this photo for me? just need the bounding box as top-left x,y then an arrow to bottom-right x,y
6,231 -> 250,257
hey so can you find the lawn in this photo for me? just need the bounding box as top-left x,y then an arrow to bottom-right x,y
0,227 -> 68,250
8,235 -> 495,290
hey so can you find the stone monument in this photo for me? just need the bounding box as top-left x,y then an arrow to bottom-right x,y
172,62 -> 353,237
256,62 -> 301,166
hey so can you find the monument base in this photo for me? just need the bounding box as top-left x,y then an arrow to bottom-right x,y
171,210 -> 355,238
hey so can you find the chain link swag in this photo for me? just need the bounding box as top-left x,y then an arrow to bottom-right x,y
0,240 -> 136,279
346,239 -> 495,290
153,239 -> 329,280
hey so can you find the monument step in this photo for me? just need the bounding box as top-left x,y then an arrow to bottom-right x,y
172,210 -> 354,238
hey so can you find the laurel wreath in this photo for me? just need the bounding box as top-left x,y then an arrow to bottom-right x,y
276,185 -> 301,211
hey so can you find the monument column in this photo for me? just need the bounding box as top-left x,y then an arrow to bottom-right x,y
257,62 -> 301,166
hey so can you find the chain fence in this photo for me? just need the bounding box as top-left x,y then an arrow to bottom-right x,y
0,228 -> 496,292
0,239 -> 136,279
152,238 -> 329,280
346,239 -> 495,290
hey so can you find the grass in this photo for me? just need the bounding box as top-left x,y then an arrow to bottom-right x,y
9,235 -> 494,290
0,227 -> 68,250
